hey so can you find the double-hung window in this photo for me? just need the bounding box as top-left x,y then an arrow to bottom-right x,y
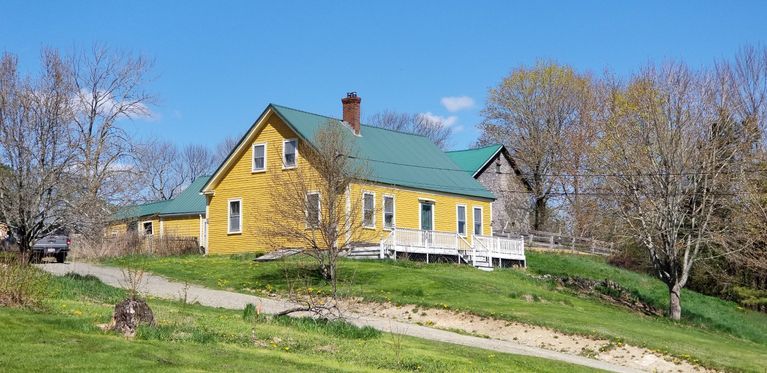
456,205 -> 466,236
252,143 -> 266,172
473,207 -> 483,235
228,199 -> 242,234
306,192 -> 320,227
283,139 -> 297,168
362,192 -> 375,228
383,195 -> 394,230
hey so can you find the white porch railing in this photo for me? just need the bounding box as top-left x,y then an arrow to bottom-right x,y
383,228 -> 473,251
379,228 -> 525,268
475,235 -> 525,260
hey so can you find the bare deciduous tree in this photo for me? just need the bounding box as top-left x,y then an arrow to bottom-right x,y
181,144 -> 216,181
368,110 -> 453,149
598,62 -> 749,320
69,45 -> 155,236
0,50 -> 77,254
263,121 -> 370,297
478,61 -> 593,231
213,135 -> 239,166
134,140 -> 181,201
134,141 -> 215,201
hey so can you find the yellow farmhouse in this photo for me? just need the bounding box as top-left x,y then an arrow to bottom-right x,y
201,94 -> 525,269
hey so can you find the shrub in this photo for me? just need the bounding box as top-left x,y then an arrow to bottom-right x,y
71,233 -> 201,260
274,316 -> 381,340
0,253 -> 49,308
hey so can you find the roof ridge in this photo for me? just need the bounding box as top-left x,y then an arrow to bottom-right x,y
271,103 -> 432,140
446,144 -> 502,153
270,103 -> 340,122
358,123 -> 431,138
131,199 -> 171,207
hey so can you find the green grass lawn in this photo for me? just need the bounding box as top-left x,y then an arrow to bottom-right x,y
106,252 -> 767,372
0,271 -> 595,372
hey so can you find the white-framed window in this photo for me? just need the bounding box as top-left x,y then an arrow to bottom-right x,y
456,205 -> 467,236
383,195 -> 395,230
473,206 -> 483,235
306,192 -> 320,227
252,143 -> 267,172
228,199 -> 242,234
142,221 -> 153,236
362,192 -> 375,228
283,139 -> 297,169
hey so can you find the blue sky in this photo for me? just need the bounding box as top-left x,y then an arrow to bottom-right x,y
2,1 -> 766,150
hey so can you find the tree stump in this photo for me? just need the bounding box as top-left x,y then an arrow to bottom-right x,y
112,298 -> 155,336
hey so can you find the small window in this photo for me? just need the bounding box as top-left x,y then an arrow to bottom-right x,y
362,192 -> 375,228
456,205 -> 466,236
283,139 -> 297,168
228,199 -> 242,234
383,196 -> 394,230
142,221 -> 153,236
495,160 -> 501,174
473,207 -> 483,235
252,143 -> 266,172
306,192 -> 320,227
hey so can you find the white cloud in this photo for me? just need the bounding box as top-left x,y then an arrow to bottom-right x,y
72,89 -> 154,121
440,96 -> 475,112
418,112 -> 458,127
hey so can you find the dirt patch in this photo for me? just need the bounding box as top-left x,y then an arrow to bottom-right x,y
340,299 -> 712,372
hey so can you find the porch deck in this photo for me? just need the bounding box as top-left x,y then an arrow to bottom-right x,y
379,228 -> 525,271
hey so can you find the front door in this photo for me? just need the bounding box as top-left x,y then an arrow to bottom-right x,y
420,202 -> 433,247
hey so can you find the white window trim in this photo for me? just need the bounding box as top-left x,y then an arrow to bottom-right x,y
419,201 -> 435,231
306,192 -> 321,228
282,138 -> 298,169
362,191 -> 376,229
382,194 -> 395,231
227,198 -> 243,235
141,220 -> 154,236
251,142 -> 267,173
456,204 -> 467,237
473,206 -> 483,236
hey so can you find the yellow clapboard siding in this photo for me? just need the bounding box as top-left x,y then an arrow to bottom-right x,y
107,222 -> 128,236
206,113 -> 308,254
205,112 -> 493,255
349,183 -> 492,245
162,215 -> 201,239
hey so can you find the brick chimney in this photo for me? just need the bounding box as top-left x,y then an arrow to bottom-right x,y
342,92 -> 361,135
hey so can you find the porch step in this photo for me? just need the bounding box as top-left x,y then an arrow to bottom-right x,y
254,249 -> 302,262
473,261 -> 494,270
344,248 -> 382,260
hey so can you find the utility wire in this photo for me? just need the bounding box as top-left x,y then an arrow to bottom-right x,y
347,155 -> 767,178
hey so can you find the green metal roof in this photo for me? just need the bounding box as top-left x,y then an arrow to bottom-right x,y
160,175 -> 210,216
445,144 -> 503,175
111,200 -> 171,221
269,104 -> 494,199
111,175 -> 210,221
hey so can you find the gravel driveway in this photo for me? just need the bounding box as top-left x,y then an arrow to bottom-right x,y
38,262 -> 636,373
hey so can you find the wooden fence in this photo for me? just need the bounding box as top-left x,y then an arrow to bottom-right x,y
496,230 -> 615,256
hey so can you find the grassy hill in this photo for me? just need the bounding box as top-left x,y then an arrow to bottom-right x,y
107,252 -> 767,372
0,272 -> 594,372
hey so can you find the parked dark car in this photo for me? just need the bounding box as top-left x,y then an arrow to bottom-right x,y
31,234 -> 70,263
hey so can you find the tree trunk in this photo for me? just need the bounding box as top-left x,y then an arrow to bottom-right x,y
533,197 -> 547,231
668,283 -> 682,320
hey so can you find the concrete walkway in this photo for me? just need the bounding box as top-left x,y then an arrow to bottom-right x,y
39,262 -> 638,373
